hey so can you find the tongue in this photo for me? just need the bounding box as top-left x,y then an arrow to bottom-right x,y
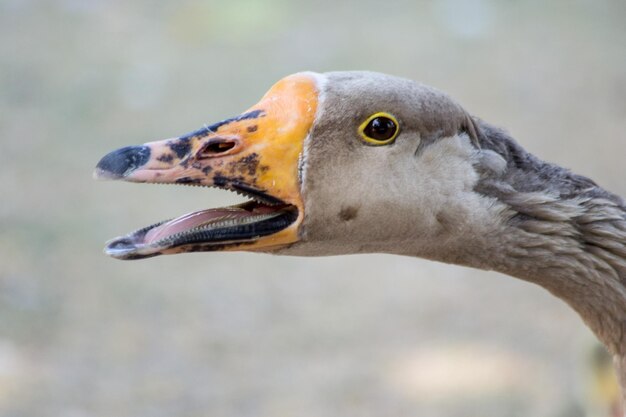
144,205 -> 279,244
145,208 -> 247,244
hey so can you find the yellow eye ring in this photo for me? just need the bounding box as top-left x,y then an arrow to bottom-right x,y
358,112 -> 400,145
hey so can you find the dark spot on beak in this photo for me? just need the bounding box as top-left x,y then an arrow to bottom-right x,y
229,153 -> 259,176
338,206 -> 358,221
157,154 -> 174,163
169,137 -> 191,159
175,177 -> 202,185
202,166 -> 213,175
213,174 -> 229,187
95,145 -> 151,178
180,110 -> 267,141
247,125 -> 258,133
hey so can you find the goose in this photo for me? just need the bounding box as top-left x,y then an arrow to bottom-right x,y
94,71 -> 626,407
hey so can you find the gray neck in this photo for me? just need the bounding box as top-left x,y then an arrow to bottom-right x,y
453,122 -> 626,407
449,123 -> 626,409
482,186 -> 626,408
484,208 -> 626,353
469,122 -> 626,356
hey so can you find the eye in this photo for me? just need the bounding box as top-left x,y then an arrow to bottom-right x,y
358,112 -> 399,145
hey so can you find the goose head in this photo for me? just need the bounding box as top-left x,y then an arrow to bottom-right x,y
95,71 -> 626,402
95,71 -> 507,262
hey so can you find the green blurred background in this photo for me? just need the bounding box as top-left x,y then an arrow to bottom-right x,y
1,1 -> 625,416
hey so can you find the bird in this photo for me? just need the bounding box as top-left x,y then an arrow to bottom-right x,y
94,71 -> 626,410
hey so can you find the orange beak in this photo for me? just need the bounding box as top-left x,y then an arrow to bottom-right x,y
94,73 -> 319,259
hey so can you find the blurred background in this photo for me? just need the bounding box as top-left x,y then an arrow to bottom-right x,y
1,0 -> 625,416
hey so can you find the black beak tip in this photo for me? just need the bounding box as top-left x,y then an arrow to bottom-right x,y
94,145 -> 151,180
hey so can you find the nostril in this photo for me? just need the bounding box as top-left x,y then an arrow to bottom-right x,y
199,139 -> 237,158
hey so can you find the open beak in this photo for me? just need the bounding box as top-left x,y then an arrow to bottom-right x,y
94,73 -> 319,259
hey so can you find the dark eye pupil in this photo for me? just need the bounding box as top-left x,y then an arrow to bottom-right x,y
364,117 -> 396,141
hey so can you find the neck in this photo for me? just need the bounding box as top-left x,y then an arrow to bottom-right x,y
483,191 -> 626,409
489,200 -> 626,352
467,122 -> 626,405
